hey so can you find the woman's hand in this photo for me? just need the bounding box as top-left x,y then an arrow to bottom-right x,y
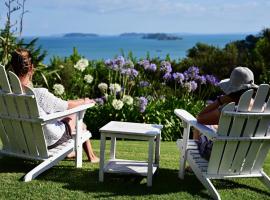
84,98 -> 95,105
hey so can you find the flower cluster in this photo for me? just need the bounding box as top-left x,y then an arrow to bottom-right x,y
112,99 -> 124,110
98,83 -> 108,93
138,96 -> 148,113
138,60 -> 157,72
160,61 -> 172,73
84,74 -> 93,84
109,83 -> 121,94
95,98 -> 104,105
74,58 -> 89,72
123,95 -> 134,105
170,66 -> 219,92
53,84 -> 65,95
172,72 -> 184,83
139,81 -> 150,88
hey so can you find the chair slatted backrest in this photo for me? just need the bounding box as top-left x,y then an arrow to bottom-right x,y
207,84 -> 270,175
0,65 -> 49,159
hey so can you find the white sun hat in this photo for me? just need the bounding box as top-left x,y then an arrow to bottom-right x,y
218,66 -> 258,95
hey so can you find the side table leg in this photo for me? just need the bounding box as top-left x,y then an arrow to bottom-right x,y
155,134 -> 161,167
147,137 -> 154,187
110,136 -> 116,160
99,134 -> 106,182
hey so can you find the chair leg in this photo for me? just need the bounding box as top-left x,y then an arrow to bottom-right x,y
260,171 -> 270,189
190,160 -> 221,200
24,149 -> 73,182
179,149 -> 186,179
200,177 -> 221,200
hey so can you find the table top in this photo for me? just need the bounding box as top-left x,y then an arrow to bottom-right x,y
99,121 -> 162,136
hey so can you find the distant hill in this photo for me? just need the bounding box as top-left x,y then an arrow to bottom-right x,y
142,33 -> 182,40
63,33 -> 99,37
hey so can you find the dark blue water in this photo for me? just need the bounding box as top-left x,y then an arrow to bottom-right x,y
24,34 -> 247,64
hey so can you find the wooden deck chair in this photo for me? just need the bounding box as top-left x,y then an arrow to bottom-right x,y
175,84 -> 270,200
0,65 -> 93,182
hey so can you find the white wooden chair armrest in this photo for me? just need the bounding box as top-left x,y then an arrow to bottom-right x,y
174,109 -> 218,139
39,103 -> 95,123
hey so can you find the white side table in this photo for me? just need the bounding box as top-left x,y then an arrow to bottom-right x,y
99,121 -> 162,187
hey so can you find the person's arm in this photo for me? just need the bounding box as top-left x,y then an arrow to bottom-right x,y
67,98 -> 95,109
197,95 -> 234,125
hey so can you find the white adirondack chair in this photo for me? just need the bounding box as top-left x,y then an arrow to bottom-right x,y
175,84 -> 270,200
0,65 -> 93,182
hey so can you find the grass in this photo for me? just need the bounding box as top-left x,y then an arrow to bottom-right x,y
0,140 -> 270,200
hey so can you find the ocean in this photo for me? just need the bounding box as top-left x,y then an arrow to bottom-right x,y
24,34 -> 247,64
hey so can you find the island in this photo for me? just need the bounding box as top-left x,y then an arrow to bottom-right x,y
119,33 -> 145,37
63,33 -> 99,37
142,33 -> 182,40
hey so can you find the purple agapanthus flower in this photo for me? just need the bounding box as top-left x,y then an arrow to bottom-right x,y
206,75 -> 219,86
160,61 -> 172,73
190,81 -> 198,91
172,72 -> 185,84
105,59 -> 113,66
115,56 -> 125,67
163,73 -> 172,81
138,59 -> 150,70
197,75 -> 207,84
187,66 -> 199,76
183,66 -> 200,80
130,69 -> 139,78
95,98 -> 104,105
139,96 -> 148,113
139,81 -> 150,87
148,63 -> 157,72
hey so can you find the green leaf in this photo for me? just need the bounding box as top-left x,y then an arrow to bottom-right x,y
40,72 -> 49,88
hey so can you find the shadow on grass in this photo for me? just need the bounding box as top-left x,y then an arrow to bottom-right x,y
1,156 -> 270,199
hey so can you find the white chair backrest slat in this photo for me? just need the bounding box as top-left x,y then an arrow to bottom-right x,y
0,65 -> 12,93
25,87 -> 40,118
0,119 -> 10,150
8,71 -> 23,94
207,103 -> 235,174
24,86 -> 48,157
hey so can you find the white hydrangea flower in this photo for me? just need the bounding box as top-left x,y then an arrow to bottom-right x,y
53,84 -> 65,95
84,74 -> 94,84
122,95 -> 133,105
109,83 -> 121,94
98,82 -> 108,93
74,58 -> 89,72
112,99 -> 124,110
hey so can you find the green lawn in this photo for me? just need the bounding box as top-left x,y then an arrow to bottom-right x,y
0,140 -> 270,200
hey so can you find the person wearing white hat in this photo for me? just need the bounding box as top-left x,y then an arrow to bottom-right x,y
193,67 -> 258,160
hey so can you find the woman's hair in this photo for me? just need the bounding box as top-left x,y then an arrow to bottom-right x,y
228,88 -> 257,101
10,49 -> 33,77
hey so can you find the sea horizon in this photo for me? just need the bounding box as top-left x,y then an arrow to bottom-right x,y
23,33 -> 249,64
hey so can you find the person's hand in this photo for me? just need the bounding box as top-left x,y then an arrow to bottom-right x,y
84,98 -> 95,105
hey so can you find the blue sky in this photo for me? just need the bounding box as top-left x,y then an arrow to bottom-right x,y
1,0 -> 270,36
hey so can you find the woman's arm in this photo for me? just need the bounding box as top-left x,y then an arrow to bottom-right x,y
197,95 -> 234,125
67,98 -> 95,109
